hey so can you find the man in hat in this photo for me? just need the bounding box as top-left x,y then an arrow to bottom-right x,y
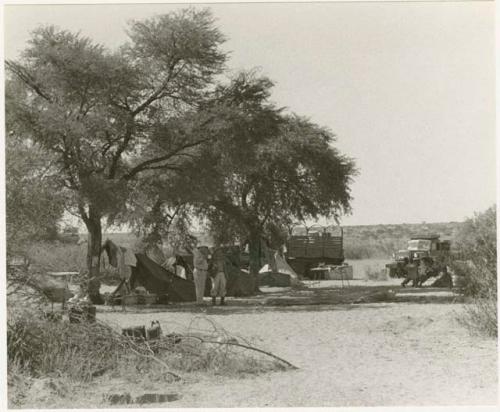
210,247 -> 227,306
192,243 -> 209,304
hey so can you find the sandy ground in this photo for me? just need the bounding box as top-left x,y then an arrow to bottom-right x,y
92,299 -> 497,408
346,258 -> 389,279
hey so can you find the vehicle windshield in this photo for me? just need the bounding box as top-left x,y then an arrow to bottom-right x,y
395,250 -> 409,260
408,239 -> 431,251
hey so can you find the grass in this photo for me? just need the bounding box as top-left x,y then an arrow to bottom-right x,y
459,296 -> 497,338
453,261 -> 497,338
7,306 -> 290,408
343,221 -> 462,259
452,206 -> 497,338
27,241 -> 86,273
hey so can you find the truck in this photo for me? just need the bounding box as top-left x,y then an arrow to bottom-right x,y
386,249 -> 411,278
386,234 -> 451,278
286,225 -> 352,280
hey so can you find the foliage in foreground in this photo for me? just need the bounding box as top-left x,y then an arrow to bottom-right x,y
7,308 -> 289,407
452,205 -> 497,337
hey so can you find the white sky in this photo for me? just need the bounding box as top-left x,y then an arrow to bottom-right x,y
3,2 -> 497,226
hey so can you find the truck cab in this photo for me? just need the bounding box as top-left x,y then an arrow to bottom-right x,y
407,234 -> 450,262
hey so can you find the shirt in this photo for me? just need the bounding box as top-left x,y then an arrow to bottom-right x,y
193,248 -> 208,271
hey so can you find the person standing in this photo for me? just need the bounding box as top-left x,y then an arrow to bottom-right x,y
401,259 -> 417,288
211,247 -> 227,306
192,244 -> 209,305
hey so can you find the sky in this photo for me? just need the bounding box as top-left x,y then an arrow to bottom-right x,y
3,1 -> 497,226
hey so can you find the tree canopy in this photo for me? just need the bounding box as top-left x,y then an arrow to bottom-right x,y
5,135 -> 65,257
6,8 -> 357,296
159,73 -> 357,278
6,8 -> 228,287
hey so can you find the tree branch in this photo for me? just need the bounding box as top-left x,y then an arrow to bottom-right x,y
6,61 -> 52,102
121,136 -> 211,181
108,116 -> 134,178
131,59 -> 181,116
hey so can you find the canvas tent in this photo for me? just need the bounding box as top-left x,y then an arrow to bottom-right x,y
132,250 -> 255,300
259,252 -> 299,287
105,239 -> 256,301
130,254 -> 196,302
102,239 -> 197,303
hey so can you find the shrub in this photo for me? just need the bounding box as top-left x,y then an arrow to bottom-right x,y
453,206 -> 497,337
7,310 -> 290,407
7,310 -> 129,382
27,241 -> 86,273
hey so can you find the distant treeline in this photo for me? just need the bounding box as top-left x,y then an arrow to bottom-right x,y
342,221 -> 464,259
66,222 -> 464,264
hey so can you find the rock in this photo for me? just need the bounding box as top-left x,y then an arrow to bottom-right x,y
134,393 -> 180,404
105,392 -> 181,405
105,393 -> 132,405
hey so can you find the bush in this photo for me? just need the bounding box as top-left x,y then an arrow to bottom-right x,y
27,241 -> 86,273
7,310 -> 289,407
453,206 -> 497,337
7,310 -> 130,382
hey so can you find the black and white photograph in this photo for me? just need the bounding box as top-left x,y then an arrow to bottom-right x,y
3,1 -> 497,409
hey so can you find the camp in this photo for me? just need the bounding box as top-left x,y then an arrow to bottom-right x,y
131,254 -> 196,302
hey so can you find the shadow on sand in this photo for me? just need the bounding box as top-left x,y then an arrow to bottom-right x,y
98,285 -> 463,316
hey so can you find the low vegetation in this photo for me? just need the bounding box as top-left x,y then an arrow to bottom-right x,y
7,302 -> 291,408
343,221 -> 462,259
452,206 -> 497,337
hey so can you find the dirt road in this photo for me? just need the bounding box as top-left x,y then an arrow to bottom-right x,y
99,301 -> 497,407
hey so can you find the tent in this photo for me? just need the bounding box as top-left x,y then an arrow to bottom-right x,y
218,246 -> 255,296
259,253 -> 299,287
113,244 -> 255,301
129,254 -> 196,302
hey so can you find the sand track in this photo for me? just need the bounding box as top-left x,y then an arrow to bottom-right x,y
96,301 -> 497,407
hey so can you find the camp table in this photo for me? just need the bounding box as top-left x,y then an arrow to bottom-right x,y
310,266 -> 351,288
309,267 -> 329,280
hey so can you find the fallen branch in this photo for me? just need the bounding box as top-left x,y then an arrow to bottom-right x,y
96,320 -> 182,381
126,343 -> 182,381
183,334 -> 298,370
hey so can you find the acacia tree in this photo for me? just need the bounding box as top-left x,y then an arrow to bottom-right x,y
118,73 -> 284,252
5,135 -> 65,258
5,80 -> 65,256
6,9 -> 227,298
183,73 -> 357,285
117,169 -> 194,248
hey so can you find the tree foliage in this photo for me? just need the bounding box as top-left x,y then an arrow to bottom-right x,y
6,8 -> 227,280
6,8 -> 357,297
5,134 -> 65,257
452,205 -> 497,337
453,205 -> 497,296
180,72 -> 357,276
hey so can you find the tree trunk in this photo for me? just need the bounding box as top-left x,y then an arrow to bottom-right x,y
84,206 -> 103,304
248,229 -> 262,293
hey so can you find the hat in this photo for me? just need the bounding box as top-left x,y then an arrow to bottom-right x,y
196,243 -> 209,252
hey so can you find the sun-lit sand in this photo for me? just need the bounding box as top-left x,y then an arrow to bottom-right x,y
93,299 -> 497,407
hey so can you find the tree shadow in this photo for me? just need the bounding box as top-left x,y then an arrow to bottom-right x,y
99,284 -> 463,316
